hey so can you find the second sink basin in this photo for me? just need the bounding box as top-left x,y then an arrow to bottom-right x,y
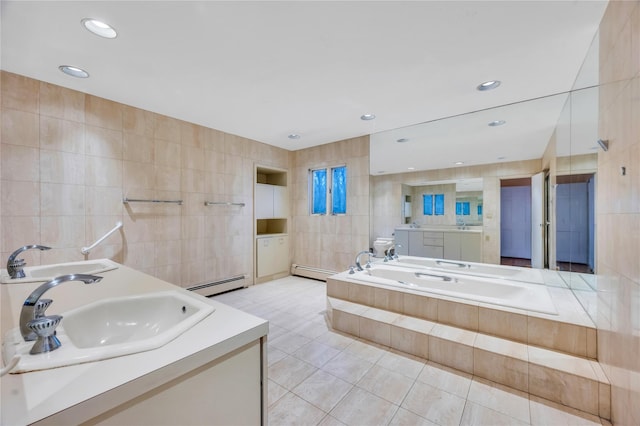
2,290 -> 215,373
1,259 -> 119,284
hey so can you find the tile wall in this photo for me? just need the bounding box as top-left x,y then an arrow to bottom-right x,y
290,137 -> 370,273
370,159 -> 542,264
595,1 -> 640,425
0,71 -> 290,288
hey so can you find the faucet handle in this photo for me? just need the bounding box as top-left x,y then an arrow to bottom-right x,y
28,315 -> 62,354
34,298 -> 53,318
348,265 -> 355,274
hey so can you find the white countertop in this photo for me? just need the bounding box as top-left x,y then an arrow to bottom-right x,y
0,263 -> 268,425
395,226 -> 483,233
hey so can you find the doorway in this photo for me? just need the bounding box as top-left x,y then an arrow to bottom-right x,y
555,173 -> 595,273
500,178 -> 532,266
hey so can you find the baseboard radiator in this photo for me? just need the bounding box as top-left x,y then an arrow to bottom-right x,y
187,275 -> 246,297
291,264 -> 338,282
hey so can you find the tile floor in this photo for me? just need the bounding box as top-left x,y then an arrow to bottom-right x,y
212,276 -> 610,426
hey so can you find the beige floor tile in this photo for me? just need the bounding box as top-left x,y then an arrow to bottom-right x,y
315,330 -> 356,351
321,351 -> 374,384
293,340 -> 341,368
268,392 -> 327,426
356,365 -> 415,405
293,318 -> 332,340
415,362 -> 472,399
343,339 -> 388,363
389,407 -> 438,425
466,378 -> 531,423
317,414 -> 347,426
401,381 -> 466,425
292,370 -> 354,412
460,401 -> 529,426
376,350 -> 426,380
270,331 -> 313,354
529,395 -> 603,426
269,355 -> 318,390
268,379 -> 288,407
267,347 -> 288,366
330,387 -> 399,426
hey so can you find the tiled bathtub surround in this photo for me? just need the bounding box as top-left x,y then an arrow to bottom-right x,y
327,296 -> 611,419
328,274 -> 597,358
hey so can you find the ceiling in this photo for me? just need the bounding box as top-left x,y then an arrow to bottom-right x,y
1,1 -> 607,171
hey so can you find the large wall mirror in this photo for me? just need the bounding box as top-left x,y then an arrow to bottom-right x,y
369,29 -> 601,288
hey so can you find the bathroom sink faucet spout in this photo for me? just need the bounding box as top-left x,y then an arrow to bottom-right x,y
7,245 -> 51,279
20,274 -> 103,341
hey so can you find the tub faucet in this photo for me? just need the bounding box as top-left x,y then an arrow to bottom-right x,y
6,245 -> 51,279
19,274 -> 103,342
384,244 -> 401,262
354,250 -> 372,272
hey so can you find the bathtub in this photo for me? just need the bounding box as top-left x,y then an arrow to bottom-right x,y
388,256 -> 545,284
348,264 -> 558,315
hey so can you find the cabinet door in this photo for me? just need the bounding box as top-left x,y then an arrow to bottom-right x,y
460,233 -> 482,262
255,184 -> 274,219
424,245 -> 444,258
408,231 -> 426,256
257,236 -> 289,277
394,231 -> 409,255
274,236 -> 289,274
443,233 -> 461,260
272,186 -> 289,218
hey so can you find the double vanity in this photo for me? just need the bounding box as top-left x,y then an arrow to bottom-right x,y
0,261 -> 268,425
394,226 -> 483,263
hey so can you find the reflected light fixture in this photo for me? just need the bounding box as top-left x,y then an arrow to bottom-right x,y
288,134 -> 300,140
477,80 -> 501,91
59,65 -> 89,78
597,139 -> 609,151
360,114 -> 376,121
397,138 -> 410,143
488,120 -> 506,127
455,161 -> 464,165
82,18 -> 117,38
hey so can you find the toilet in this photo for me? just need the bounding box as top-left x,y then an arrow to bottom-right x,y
373,237 -> 394,258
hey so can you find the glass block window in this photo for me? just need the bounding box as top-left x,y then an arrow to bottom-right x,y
477,205 -> 483,216
311,168 -> 327,215
423,194 -> 433,215
331,166 -> 347,215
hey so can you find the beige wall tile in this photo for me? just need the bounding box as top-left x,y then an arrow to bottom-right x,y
40,116 -> 84,154
1,143 -> 39,181
529,364 -> 599,416
85,187 -> 123,216
2,72 -> 39,113
348,282 -> 374,306
359,317 -> 391,346
41,216 -> 85,248
154,115 -> 180,141
2,181 -> 40,216
403,293 -> 438,321
390,324 -> 429,359
123,107 -> 155,136
41,183 -> 84,216
331,309 -> 360,336
528,317 -> 587,357
478,307 -> 527,343
2,109 -> 39,147
1,216 -> 40,253
437,299 -> 479,331
428,335 -> 474,374
40,150 -> 84,184
85,156 -> 122,187
123,160 -> 154,190
85,95 -> 123,131
85,126 -> 123,159
473,348 -> 528,392
39,81 -> 84,122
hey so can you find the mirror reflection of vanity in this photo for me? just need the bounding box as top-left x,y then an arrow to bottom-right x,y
370,29 -> 601,277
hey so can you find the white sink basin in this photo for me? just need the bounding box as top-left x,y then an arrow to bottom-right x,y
2,291 -> 215,373
1,259 -> 119,284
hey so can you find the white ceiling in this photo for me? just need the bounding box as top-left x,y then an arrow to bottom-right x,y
1,1 -> 607,172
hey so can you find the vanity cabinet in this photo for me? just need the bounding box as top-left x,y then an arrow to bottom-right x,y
395,228 -> 482,262
256,235 -> 289,277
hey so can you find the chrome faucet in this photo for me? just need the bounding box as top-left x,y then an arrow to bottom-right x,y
7,245 -> 51,279
354,250 -> 373,271
384,244 -> 401,261
20,274 -> 103,342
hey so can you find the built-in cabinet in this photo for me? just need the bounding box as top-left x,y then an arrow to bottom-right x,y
395,229 -> 482,262
255,166 -> 289,280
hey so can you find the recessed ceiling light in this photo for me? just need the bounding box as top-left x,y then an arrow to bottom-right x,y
360,114 -> 376,121
377,170 -> 385,174
408,167 -> 415,170
82,18 -> 117,38
488,120 -> 506,127
288,134 -> 300,140
497,156 -> 506,160
477,80 -> 501,91
396,138 -> 410,143
455,161 -> 464,165
59,65 -> 89,78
